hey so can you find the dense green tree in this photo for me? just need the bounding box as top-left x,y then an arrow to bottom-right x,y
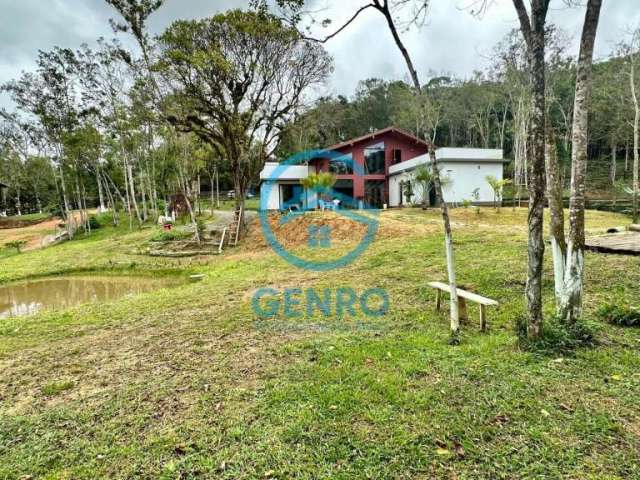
157,9 -> 331,212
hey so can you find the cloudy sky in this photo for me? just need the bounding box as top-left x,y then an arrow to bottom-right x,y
0,0 -> 637,109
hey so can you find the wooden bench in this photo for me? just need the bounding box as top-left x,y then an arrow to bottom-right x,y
428,281 -> 499,332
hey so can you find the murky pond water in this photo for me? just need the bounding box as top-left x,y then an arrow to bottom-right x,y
0,276 -> 184,319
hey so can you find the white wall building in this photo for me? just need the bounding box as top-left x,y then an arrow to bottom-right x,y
388,148 -> 506,207
259,147 -> 506,210
260,162 -> 313,211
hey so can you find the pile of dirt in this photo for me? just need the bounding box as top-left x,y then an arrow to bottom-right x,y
0,215 -> 52,229
244,212 -> 369,249
242,211 -> 422,250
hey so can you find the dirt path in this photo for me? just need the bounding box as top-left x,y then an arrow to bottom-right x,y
0,212 -> 87,252
0,218 -> 63,251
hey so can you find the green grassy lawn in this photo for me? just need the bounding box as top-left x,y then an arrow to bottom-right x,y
197,197 -> 259,212
1,212 -> 51,222
1,207 -> 639,479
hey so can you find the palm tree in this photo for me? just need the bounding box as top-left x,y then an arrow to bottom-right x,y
486,175 -> 512,212
414,166 -> 432,209
300,172 -> 336,209
414,165 -> 452,209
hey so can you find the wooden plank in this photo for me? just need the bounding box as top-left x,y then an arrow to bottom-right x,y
218,227 -> 227,254
585,232 -> 640,256
458,297 -> 468,323
480,304 -> 487,332
427,281 -> 499,306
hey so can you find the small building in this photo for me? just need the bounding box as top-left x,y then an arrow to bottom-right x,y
388,148 -> 506,207
259,127 -> 506,210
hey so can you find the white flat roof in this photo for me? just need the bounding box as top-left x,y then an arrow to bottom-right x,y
389,148 -> 505,175
436,148 -> 504,161
260,162 -> 310,180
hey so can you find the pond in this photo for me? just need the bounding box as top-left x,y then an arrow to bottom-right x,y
0,276 -> 185,319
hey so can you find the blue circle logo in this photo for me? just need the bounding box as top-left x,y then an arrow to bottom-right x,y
259,149 -> 380,271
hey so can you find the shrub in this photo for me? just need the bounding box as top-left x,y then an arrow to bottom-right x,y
42,380 -> 74,396
151,230 -> 191,242
88,215 -> 101,230
596,304 -> 640,327
5,240 -> 27,253
196,219 -> 206,238
46,204 -> 63,217
515,315 -> 598,354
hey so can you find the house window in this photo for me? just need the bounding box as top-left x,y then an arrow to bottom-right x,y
280,184 -> 303,211
364,180 -> 385,209
328,154 -> 353,174
393,149 -> 402,164
364,143 -> 385,174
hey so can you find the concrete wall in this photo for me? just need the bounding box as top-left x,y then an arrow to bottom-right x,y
260,181 -> 281,210
259,181 -> 316,210
440,161 -> 504,204
388,161 -> 504,207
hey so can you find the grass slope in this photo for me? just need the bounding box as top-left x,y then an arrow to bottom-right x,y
1,208 -> 639,479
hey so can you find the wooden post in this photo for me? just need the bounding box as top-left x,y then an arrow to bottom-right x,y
458,297 -> 468,323
435,289 -> 442,310
480,304 -> 487,332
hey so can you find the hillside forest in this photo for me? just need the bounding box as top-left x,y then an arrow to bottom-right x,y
1,12 -> 638,223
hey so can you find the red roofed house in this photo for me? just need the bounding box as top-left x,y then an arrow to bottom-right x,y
260,126 -> 505,210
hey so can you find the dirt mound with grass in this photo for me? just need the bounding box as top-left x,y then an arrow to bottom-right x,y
0,215 -> 52,229
242,210 -> 425,250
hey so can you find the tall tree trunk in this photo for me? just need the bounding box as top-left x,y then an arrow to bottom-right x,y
513,0 -> 550,339
102,172 -> 119,226
179,139 -> 200,244
179,165 -> 200,245
141,173 -> 148,222
15,188 -> 22,216
196,174 -> 202,216
368,0 -> 460,333
215,163 -> 220,209
35,191 -> 42,215
625,141 -> 629,178
209,172 -> 215,217
526,23 -> 547,339
514,0 -> 548,338
105,173 -> 128,227
81,180 -> 90,234
610,140 -> 617,185
127,162 -> 142,225
58,164 -> 74,238
559,0 -> 602,323
374,0 -> 421,91
545,127 -> 566,308
97,166 -> 106,212
429,146 -> 460,338
122,155 -> 132,229
632,54 -> 640,223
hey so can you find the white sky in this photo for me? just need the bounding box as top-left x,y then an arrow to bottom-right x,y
0,0 -> 637,109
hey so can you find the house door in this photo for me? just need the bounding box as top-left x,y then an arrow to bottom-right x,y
364,180 -> 385,209
333,179 -> 354,208
280,184 -> 303,210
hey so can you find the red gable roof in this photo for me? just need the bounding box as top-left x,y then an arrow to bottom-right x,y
326,126 -> 430,151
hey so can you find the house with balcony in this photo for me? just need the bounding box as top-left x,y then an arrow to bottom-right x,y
259,126 -> 507,210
